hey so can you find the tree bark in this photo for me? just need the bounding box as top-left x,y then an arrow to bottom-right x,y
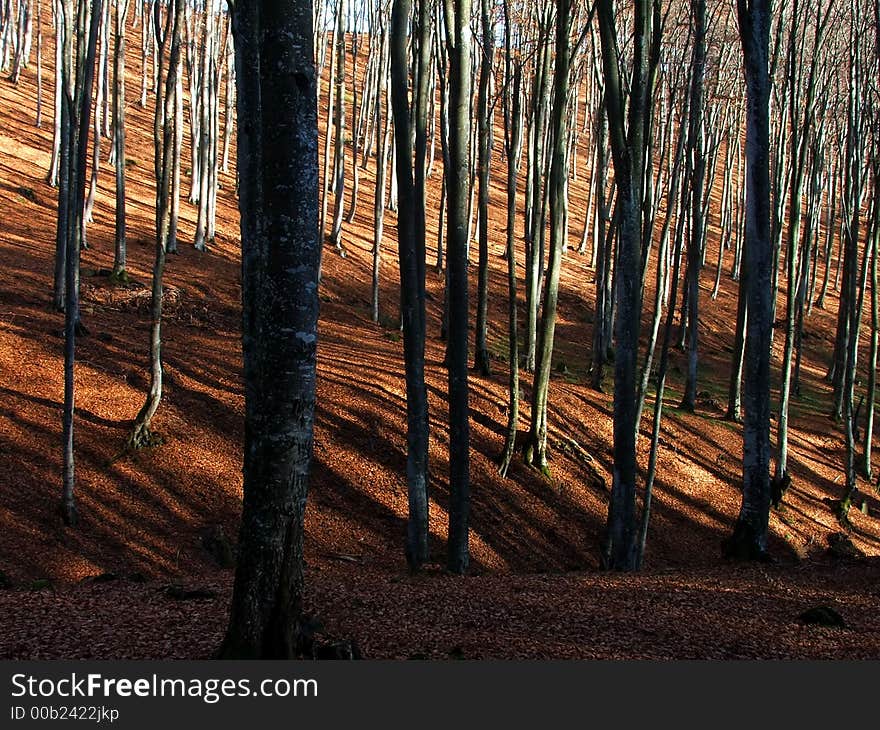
390,0 -> 430,569
498,0 -> 522,479
596,0 -> 659,571
60,0 -> 103,526
220,0 -> 320,659
111,0 -> 128,280
472,0 -> 492,376
725,0 -> 774,561
680,0 -> 706,413
443,0 -> 472,575
129,0 -> 182,447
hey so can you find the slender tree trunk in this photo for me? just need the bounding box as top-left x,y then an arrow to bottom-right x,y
82,0 -> 106,233
443,0 -> 472,575
328,0 -> 346,255
837,10 -> 865,522
775,0 -> 832,481
52,0 -> 70,311
498,3 -> 522,479
815,158 -> 837,308
523,0 -> 571,473
638,150 -> 687,568
863,164 -> 879,480
35,0 -> 42,126
371,11 -> 389,324
111,0 -> 128,279
472,0 -> 492,376
129,0 -> 181,447
635,87 -> 689,433
727,251 -> 748,422
591,92 -> 610,390
680,0 -> 706,413
345,20 -> 360,223
524,15 -> 551,374
390,0 -> 430,569
319,16 -> 336,252
48,0 -> 63,187
60,0 -> 103,526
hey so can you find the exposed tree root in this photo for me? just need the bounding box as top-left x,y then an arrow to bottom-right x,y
127,423 -> 164,451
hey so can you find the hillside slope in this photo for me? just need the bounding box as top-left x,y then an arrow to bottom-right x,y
0,29 -> 879,658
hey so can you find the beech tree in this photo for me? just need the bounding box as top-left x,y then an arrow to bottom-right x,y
523,0 -> 575,472
835,1 -> 870,522
472,0 -> 493,376
328,0 -> 346,255
724,0 -> 774,560
370,0 -> 390,324
112,0 -> 130,281
128,0 -> 183,448
775,0 -> 835,483
498,0 -> 523,478
192,0 -> 224,251
389,0 -> 430,569
523,6 -> 552,375
680,0 -> 706,413
443,0 -> 472,574
220,0 -> 321,658
58,0 -> 103,526
596,0 -> 661,571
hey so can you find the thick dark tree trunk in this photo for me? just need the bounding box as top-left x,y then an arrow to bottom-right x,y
389,0 -> 430,570
596,0 -> 658,571
220,0 -> 320,659
724,0 -> 774,561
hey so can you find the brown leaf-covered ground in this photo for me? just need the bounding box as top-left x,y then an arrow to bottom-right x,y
1,29 -> 879,659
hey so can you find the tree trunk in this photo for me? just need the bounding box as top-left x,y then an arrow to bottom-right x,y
524,14 -> 551,374
596,0 -> 658,571
112,0 -> 128,280
129,0 -> 182,447
60,0 -> 103,526
219,0 -> 320,659
725,0 -> 773,561
680,0 -> 706,413
328,0 -> 346,255
443,0 -> 471,575
390,0 -> 430,569
371,9 -> 389,325
472,0 -> 492,376
523,0 -> 571,473
498,1 -> 522,479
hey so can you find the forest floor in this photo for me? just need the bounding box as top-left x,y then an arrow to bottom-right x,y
2,34 -> 880,659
